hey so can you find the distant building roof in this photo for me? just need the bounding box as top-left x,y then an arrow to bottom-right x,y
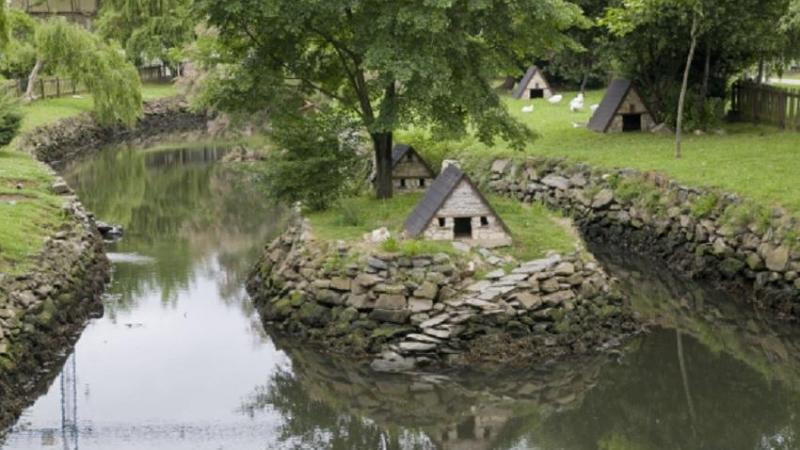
404,165 -> 510,237
588,79 -> 655,132
391,144 -> 435,174
511,66 -> 551,100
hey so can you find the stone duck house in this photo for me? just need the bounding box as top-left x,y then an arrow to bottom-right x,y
511,65 -> 555,100
404,164 -> 512,248
588,78 -> 656,133
390,144 -> 436,191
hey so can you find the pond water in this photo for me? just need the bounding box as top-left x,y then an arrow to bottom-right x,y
3,144 -> 800,449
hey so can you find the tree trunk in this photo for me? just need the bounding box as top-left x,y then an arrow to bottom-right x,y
24,58 -> 43,103
500,76 -> 516,91
372,132 -> 393,199
757,58 -> 765,84
675,15 -> 699,160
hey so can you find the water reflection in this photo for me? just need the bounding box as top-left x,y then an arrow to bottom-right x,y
6,143 -> 800,449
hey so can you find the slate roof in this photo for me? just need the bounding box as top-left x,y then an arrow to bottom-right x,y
588,79 -> 655,132
404,165 -> 511,237
391,144 -> 435,175
511,65 -> 551,100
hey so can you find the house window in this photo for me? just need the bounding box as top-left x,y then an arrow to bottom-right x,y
419,178 -> 426,188
399,178 -> 407,189
622,114 -> 642,132
438,217 -> 446,227
529,88 -> 544,99
480,216 -> 489,227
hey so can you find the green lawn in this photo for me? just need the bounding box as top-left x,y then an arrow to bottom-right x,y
400,89 -> 800,213
21,83 -> 178,132
0,82 -> 179,274
307,193 -> 577,261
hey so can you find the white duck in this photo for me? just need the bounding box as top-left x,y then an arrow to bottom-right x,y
547,94 -> 563,104
521,105 -> 534,113
569,93 -> 584,112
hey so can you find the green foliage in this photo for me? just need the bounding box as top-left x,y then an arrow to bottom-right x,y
602,0 -> 800,123
257,110 -> 365,211
0,92 -> 22,147
720,202 -> 772,233
96,0 -> 195,69
690,192 -> 719,218
0,10 -> 37,79
335,198 -> 367,227
194,0 -> 584,188
35,18 -> 143,127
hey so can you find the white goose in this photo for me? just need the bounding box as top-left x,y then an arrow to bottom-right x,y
547,94 -> 563,104
569,93 -> 584,112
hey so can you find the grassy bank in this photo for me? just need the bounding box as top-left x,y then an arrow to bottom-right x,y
0,83 -> 178,274
400,89 -> 800,213
307,194 -> 578,261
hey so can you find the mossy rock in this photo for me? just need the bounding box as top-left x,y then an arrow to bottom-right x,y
370,325 -> 413,341
297,302 -> 331,328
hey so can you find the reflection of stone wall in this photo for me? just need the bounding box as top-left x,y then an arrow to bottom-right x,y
247,218 -> 637,371
264,337 -> 609,450
19,97 -> 210,168
485,158 -> 800,317
0,195 -> 109,434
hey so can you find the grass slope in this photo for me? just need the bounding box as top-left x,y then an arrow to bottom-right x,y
307,194 -> 578,261
0,83 -> 179,274
402,89 -> 800,213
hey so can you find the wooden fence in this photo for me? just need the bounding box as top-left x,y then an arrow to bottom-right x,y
732,81 -> 800,130
0,64 -> 173,101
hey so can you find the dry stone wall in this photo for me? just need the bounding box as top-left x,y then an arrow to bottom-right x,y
484,157 -> 800,318
0,184 -> 109,430
247,219 -> 639,372
18,97 -> 210,168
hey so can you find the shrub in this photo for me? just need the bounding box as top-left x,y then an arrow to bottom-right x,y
260,109 -> 367,211
0,92 -> 22,147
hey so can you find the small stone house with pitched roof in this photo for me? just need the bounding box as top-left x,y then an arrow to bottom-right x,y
404,164 -> 512,248
588,79 -> 656,133
391,144 -> 436,191
511,66 -> 554,100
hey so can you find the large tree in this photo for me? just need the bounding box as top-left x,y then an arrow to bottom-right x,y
195,0 -> 582,199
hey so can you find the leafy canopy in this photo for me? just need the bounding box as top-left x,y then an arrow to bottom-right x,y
35,18 -> 143,127
195,0 -> 583,147
96,0 -> 195,68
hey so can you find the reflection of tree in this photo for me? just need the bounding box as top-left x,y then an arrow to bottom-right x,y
62,144 -> 285,315
241,336 -> 611,450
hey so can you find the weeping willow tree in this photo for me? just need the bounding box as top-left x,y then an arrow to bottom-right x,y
24,18 -> 143,128
96,0 -> 194,71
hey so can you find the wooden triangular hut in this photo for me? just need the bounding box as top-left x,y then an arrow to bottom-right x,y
404,164 -> 511,248
588,79 -> 656,133
511,66 -> 554,100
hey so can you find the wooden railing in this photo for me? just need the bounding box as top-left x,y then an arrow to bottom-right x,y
732,81 -> 800,130
0,64 -> 173,100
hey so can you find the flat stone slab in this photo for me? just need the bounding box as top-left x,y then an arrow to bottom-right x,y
467,280 -> 492,292
399,341 -> 437,352
423,328 -> 451,339
466,298 -> 501,309
513,255 -> 561,275
420,314 -> 450,329
406,333 -> 443,344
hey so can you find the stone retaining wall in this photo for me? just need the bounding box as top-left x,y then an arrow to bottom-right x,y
484,158 -> 800,318
0,188 -> 109,431
18,96 -> 210,168
247,218 -> 639,372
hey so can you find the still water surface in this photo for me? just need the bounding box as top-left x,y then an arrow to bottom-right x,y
3,144 -> 800,449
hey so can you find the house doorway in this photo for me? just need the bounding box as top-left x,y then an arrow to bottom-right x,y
529,88 -> 544,99
622,114 -> 642,132
453,217 -> 472,239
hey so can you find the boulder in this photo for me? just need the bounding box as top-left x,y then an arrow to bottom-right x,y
541,175 -> 571,190
408,298 -> 434,313
375,294 -> 407,310
592,189 -> 614,209
414,281 -> 438,300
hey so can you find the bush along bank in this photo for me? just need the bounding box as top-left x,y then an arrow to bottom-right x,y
484,158 -> 800,319
0,182 -> 109,431
18,97 -> 210,168
247,218 -> 640,373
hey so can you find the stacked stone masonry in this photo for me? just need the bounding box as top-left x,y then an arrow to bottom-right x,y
484,157 -> 800,318
247,220 -> 638,372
